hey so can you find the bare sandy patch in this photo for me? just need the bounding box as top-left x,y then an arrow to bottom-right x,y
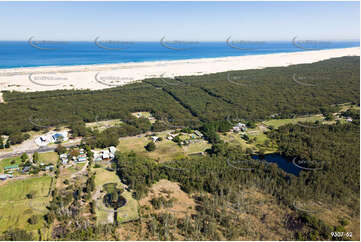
139,179 -> 195,218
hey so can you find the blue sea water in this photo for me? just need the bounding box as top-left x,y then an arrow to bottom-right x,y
0,40 -> 359,69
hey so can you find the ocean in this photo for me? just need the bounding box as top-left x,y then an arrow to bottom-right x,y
0,40 -> 359,69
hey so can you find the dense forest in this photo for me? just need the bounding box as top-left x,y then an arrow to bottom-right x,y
0,56 -> 359,240
115,121 -> 359,240
0,56 -> 359,143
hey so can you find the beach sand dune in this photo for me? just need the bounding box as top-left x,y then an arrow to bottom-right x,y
0,47 -> 359,93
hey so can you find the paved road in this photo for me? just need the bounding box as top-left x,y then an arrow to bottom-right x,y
0,141 -> 81,160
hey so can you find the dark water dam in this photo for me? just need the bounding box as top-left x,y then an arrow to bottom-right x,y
252,154 -> 302,176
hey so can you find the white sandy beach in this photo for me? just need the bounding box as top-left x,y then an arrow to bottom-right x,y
0,47 -> 359,93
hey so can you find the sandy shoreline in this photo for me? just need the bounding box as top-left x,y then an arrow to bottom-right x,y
0,47 -> 359,93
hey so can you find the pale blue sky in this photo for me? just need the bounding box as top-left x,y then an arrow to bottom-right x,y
0,1 -> 359,41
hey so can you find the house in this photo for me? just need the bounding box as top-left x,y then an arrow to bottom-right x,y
60,153 -> 67,159
109,146 -> 116,154
4,165 -> 19,171
102,150 -> 110,160
233,122 -> 247,132
0,174 -> 7,181
45,165 -> 54,171
51,131 -> 69,143
77,157 -> 87,163
194,130 -> 203,137
23,166 -> 31,173
346,117 -> 353,122
151,136 -> 159,142
167,133 -> 176,140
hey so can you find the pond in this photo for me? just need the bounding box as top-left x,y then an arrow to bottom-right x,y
252,154 -> 301,176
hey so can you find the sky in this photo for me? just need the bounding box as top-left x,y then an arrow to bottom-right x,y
0,1 -> 359,41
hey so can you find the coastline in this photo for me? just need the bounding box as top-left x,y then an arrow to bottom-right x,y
0,47 -> 359,93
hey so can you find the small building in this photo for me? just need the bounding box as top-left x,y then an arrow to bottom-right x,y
102,150 -> 110,160
59,153 -> 67,159
23,166 -> 31,173
109,146 -> 116,154
233,122 -> 247,132
77,156 -> 87,163
61,158 -> 68,165
4,165 -> 19,171
0,174 -> 7,181
346,117 -> 353,122
194,130 -> 203,137
45,165 -> 54,171
151,136 -> 159,142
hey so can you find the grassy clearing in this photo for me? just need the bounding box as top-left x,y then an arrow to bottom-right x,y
220,131 -> 277,154
93,167 -> 139,225
0,176 -> 53,239
117,130 -> 210,162
117,131 -> 185,162
263,115 -> 324,129
0,156 -> 22,173
38,152 -> 58,164
182,140 -> 211,154
86,119 -> 123,131
0,176 -> 52,201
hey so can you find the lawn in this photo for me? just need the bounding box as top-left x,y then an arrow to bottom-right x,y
0,176 -> 52,201
0,156 -> 22,173
86,119 -> 123,131
93,167 -> 139,225
262,115 -> 324,129
117,131 -> 185,162
182,140 -> 211,155
117,130 -> 210,162
0,175 -> 53,239
38,152 -> 58,164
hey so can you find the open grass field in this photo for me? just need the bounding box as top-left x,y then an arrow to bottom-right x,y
86,119 -> 123,131
181,140 -> 211,155
262,115 -> 324,129
0,175 -> 53,239
38,152 -> 58,164
117,131 -> 185,162
93,167 -> 139,225
117,130 -> 210,162
220,131 -> 277,154
0,176 -> 52,201
0,156 -> 22,173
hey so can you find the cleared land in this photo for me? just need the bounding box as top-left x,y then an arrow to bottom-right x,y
93,167 -> 139,224
0,176 -> 53,239
117,130 -> 210,162
0,156 -> 22,173
38,152 -> 58,164
86,119 -> 123,131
